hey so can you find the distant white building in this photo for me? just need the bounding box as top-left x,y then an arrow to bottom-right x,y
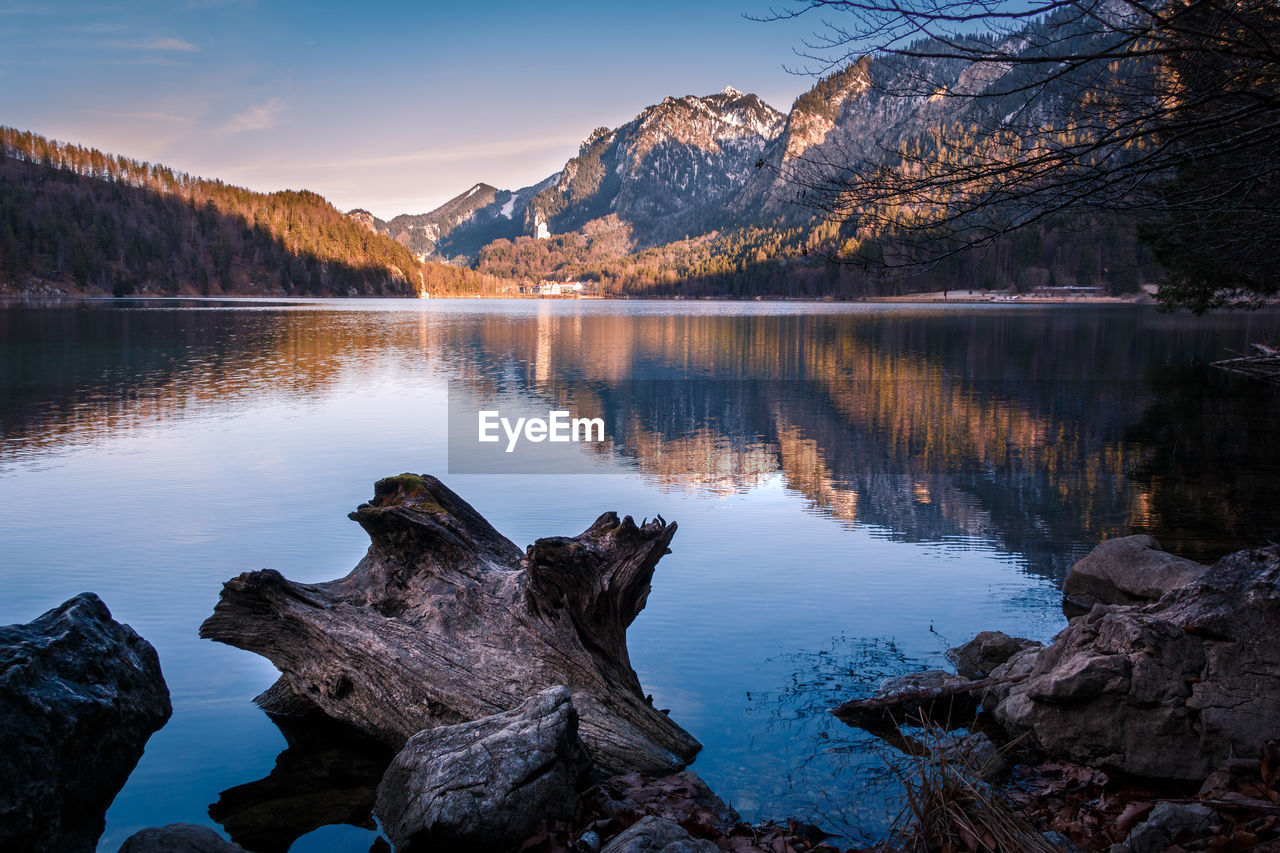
520,280 -> 588,296
531,210 -> 551,240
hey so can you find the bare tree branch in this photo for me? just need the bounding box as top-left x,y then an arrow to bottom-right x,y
756,0 -> 1280,310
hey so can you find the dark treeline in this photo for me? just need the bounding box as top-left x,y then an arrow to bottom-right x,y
0,128 -> 506,297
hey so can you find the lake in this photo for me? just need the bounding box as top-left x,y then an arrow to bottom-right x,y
2,298 -> 1278,850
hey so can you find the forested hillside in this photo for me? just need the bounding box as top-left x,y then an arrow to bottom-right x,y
0,128 -> 506,297
472,214 -> 1157,297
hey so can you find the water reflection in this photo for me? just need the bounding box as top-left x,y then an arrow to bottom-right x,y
3,302 -> 1278,579
742,634 -> 924,841
208,715 -> 393,853
3,300 -> 1280,845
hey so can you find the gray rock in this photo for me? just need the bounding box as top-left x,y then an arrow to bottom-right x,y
934,732 -> 1006,779
1062,535 -> 1206,611
0,593 -> 172,853
1123,802 -> 1217,853
375,685 -> 589,852
986,546 -> 1280,780
118,824 -> 245,853
600,816 -> 718,853
946,631 -> 1042,679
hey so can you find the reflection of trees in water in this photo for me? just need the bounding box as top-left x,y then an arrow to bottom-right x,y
208,713 -> 392,853
448,371 -> 1135,581
5,304 -> 1277,575
1123,364 -> 1280,563
450,309 -> 1280,578
0,305 -> 416,460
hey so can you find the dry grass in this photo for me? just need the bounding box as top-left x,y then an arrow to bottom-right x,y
881,720 -> 1057,853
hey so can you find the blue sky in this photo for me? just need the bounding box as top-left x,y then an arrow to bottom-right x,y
0,1 -> 825,218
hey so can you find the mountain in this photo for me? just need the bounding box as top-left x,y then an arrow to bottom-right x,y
347,208 -> 388,235
402,19 -> 1157,297
376,86 -> 787,264
431,174 -> 561,260
382,183 -> 500,256
522,86 -> 785,245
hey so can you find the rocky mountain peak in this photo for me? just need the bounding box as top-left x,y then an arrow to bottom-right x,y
581,126 -> 613,152
628,87 -> 785,168
784,59 -> 872,160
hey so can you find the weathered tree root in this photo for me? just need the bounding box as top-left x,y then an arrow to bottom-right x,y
200,474 -> 700,776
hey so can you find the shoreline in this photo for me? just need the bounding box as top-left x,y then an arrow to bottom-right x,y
0,290 -> 1167,306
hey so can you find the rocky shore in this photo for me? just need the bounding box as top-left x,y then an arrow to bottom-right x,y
836,535 -> 1280,851
3,477 -> 1279,852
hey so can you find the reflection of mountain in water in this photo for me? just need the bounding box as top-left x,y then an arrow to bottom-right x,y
3,303 -> 1278,580
445,309 -> 1280,578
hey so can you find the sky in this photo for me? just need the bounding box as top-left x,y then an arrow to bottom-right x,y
0,1 -> 828,219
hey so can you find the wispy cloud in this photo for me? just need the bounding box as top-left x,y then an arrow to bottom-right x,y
0,5 -> 60,15
81,108 -> 194,127
123,111 -> 193,123
222,96 -> 284,133
109,56 -> 185,66
185,0 -> 256,8
71,23 -> 127,33
125,36 -> 199,52
320,135 -> 583,169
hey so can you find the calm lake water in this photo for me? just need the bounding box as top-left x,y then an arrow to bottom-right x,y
2,298 -> 1279,850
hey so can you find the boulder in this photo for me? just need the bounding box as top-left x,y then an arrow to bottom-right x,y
946,631 -> 1042,679
118,824 -> 245,853
0,593 -> 172,853
374,685 -> 589,853
600,816 -> 719,853
1122,802 -> 1218,853
1062,535 -> 1206,611
986,546 -> 1280,780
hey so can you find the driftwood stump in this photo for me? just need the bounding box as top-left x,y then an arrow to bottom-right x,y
200,474 -> 700,776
